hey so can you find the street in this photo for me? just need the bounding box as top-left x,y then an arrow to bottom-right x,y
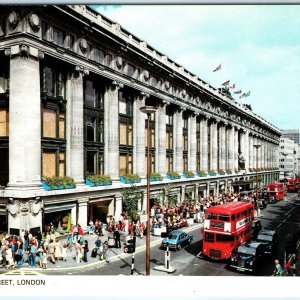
20,192 -> 298,276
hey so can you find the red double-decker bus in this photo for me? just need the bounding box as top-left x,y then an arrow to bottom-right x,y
201,202 -> 254,260
267,182 -> 286,201
286,178 -> 300,192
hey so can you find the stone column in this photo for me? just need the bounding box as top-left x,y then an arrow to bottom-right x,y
173,108 -> 183,173
188,113 -> 197,173
114,196 -> 123,219
77,198 -> 89,229
155,102 -> 167,175
195,183 -> 199,201
104,81 -> 123,180
249,134 -> 253,169
133,92 -> 147,176
227,125 -> 234,171
7,44 -> 43,189
200,116 -> 208,171
181,186 -> 186,204
66,66 -> 88,185
234,127 -> 239,170
211,120 -> 218,170
244,130 -> 250,170
220,123 -> 226,170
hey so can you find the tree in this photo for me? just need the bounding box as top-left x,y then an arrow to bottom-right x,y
162,183 -> 177,208
122,184 -> 143,221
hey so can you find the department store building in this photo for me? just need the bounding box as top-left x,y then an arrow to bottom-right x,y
0,5 -> 280,234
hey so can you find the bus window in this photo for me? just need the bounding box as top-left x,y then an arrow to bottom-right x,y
216,234 -> 234,242
204,232 -> 214,242
219,214 -> 229,222
237,213 -> 241,219
231,214 -> 236,221
207,213 -> 218,220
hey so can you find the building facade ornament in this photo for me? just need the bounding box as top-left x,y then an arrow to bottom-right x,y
7,198 -> 21,217
29,197 -> 43,216
8,11 -> 20,30
79,37 -> 87,54
116,56 -> 123,69
28,12 -> 40,32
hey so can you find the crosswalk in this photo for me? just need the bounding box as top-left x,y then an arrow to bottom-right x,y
2,269 -> 45,276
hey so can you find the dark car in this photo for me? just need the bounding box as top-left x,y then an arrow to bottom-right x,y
161,230 -> 193,250
229,242 -> 265,273
256,230 -> 278,254
258,198 -> 268,209
251,219 -> 262,240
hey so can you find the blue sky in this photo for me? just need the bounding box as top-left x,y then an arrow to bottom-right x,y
92,4 -> 300,131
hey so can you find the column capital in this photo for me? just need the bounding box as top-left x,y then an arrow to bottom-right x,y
137,90 -> 150,100
74,65 -> 89,76
5,44 -> 44,59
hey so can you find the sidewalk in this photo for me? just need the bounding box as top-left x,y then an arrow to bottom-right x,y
15,222 -> 203,272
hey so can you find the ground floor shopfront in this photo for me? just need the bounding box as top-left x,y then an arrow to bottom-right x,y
0,170 -> 279,235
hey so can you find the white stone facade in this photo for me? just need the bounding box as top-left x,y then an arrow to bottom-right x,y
0,5 -> 281,234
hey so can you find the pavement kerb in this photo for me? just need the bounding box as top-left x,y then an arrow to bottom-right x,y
19,223 -> 203,272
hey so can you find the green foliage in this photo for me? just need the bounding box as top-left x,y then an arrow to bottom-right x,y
226,169 -> 232,174
166,171 -> 181,179
217,169 -> 225,175
122,184 -> 142,221
197,170 -> 207,176
208,170 -> 217,176
87,174 -> 112,184
43,176 -> 76,190
150,172 -> 163,179
121,174 -> 141,182
183,171 -> 195,178
162,183 -> 177,208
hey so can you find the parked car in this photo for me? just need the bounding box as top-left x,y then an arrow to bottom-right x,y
258,198 -> 268,209
256,230 -> 278,254
229,242 -> 265,273
160,230 -> 193,250
293,197 -> 300,206
251,219 -> 262,240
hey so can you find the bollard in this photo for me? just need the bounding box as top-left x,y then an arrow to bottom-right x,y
131,253 -> 135,275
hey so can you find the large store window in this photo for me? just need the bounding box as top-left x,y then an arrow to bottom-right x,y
119,91 -> 133,175
41,60 -> 67,178
166,106 -> 174,172
84,77 -> 105,176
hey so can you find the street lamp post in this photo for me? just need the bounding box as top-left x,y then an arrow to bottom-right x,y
253,144 -> 261,217
140,105 -> 157,276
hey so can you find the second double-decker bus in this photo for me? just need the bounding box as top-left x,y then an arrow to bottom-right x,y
201,201 -> 254,260
267,182 -> 286,201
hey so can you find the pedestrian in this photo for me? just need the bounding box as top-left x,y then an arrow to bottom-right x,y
41,251 -> 48,269
61,243 -> 67,262
67,230 -> 73,251
83,240 -> 89,262
114,229 -> 121,249
75,242 -> 82,263
103,240 -> 109,263
273,259 -> 284,276
28,242 -> 37,268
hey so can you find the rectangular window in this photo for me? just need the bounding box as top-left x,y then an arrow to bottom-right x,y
86,116 -> 96,142
0,108 -> 8,136
42,21 -> 48,40
44,67 -> 55,97
85,80 -> 97,107
42,150 -> 56,178
120,122 -> 127,145
119,154 -> 127,175
58,113 -> 65,139
43,109 -> 56,138
119,98 -> 127,115
127,64 -> 135,77
53,27 -> 65,47
86,151 -> 97,175
59,152 -> 65,177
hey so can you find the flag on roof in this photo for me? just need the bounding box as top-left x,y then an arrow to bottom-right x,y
229,84 -> 236,89
244,91 -> 251,97
222,80 -> 230,86
234,90 -> 242,94
213,64 -> 221,72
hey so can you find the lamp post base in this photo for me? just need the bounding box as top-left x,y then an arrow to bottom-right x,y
153,265 -> 176,273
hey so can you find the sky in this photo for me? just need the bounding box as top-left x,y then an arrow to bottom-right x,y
92,4 -> 300,131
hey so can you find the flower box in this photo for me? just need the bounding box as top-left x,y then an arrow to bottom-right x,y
85,177 -> 112,187
208,170 -> 217,176
150,172 -> 163,182
150,177 -> 163,182
197,171 -> 207,177
183,171 -> 195,178
217,169 -> 225,175
120,175 -> 141,184
41,176 -> 76,191
166,172 -> 181,180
